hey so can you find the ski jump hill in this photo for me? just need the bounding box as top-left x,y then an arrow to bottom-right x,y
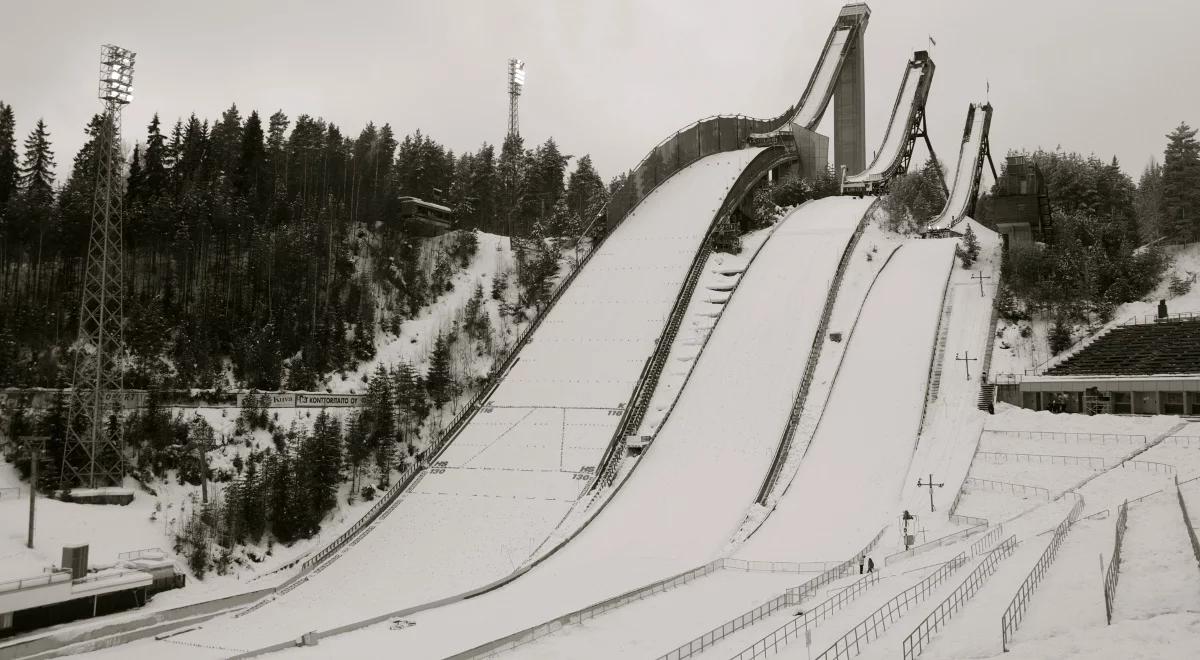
51,3 -> 1004,658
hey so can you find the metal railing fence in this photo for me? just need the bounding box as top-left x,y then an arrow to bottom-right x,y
0,570 -> 72,593
885,523 -> 986,566
813,553 -> 970,660
726,573 -> 881,660
969,525 -> 1005,557
1121,459 -> 1175,474
901,535 -> 1018,660
1000,497 -> 1084,650
962,477 -> 1051,500
983,429 -> 1148,446
1163,435 -> 1200,449
975,451 -> 1106,469
1103,499 -> 1129,625
1174,476 -> 1200,569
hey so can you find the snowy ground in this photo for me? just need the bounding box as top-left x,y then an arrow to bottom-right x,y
131,148 -> 770,654
737,238 -> 958,562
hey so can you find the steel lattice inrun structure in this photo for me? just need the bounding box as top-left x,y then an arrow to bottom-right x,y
60,44 -> 136,490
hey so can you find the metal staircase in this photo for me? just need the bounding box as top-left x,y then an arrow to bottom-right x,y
924,285 -> 956,408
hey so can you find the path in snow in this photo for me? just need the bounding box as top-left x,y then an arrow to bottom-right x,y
1012,517 -> 1109,644
1113,492 -> 1200,621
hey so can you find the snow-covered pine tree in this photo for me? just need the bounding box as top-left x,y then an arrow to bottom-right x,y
426,333 -> 454,407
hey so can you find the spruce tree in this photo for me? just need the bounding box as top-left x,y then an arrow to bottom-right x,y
0,101 -> 17,211
1161,122 -> 1200,243
426,333 -> 454,407
18,119 -> 55,206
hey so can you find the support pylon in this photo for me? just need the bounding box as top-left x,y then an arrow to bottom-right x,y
61,47 -> 132,490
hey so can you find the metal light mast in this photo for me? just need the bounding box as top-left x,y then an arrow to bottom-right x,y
61,44 -> 135,491
507,58 -> 525,138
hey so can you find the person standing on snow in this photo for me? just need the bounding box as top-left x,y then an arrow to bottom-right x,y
867,557 -> 875,573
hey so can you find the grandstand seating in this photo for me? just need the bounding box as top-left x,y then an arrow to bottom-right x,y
1046,318 -> 1200,376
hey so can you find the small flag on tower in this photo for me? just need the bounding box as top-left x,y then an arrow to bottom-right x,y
929,35 -> 936,47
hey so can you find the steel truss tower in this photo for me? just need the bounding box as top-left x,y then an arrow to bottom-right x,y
61,45 -> 135,490
508,58 -> 525,138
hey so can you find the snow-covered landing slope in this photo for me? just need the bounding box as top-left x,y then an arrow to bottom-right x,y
165,149 -> 765,653
738,238 -> 957,562
272,196 -> 877,660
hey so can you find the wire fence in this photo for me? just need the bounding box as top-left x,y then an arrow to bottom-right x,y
1174,476 -> 1200,569
983,429 -> 1148,446
117,547 -> 166,561
726,573 -> 880,660
813,554 -> 970,660
975,451 -> 1106,469
1103,500 -> 1129,625
962,477 -> 1051,500
901,535 -> 1019,660
885,523 -> 987,566
1000,497 -> 1084,650
969,525 -> 1005,557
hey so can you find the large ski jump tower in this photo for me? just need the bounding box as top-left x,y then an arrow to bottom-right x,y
833,3 -> 868,174
61,44 -> 135,491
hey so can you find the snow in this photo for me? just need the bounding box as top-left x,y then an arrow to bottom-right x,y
738,238 -> 957,562
793,28 -> 852,128
927,104 -> 988,231
221,195 -> 879,660
150,148 -> 770,652
1112,492 -> 1200,621
845,58 -> 925,184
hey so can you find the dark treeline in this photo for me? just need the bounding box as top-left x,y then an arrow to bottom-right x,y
0,100 -> 608,391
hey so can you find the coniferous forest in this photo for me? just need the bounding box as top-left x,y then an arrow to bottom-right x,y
0,100 -> 608,392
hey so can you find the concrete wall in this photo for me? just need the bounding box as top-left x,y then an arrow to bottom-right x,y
833,27 -> 866,174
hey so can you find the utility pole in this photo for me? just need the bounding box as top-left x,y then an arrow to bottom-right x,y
955,351 -> 978,380
916,474 -> 944,513
971,271 -> 991,297
20,436 -> 48,549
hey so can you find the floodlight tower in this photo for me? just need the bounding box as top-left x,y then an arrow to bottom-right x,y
507,58 -> 525,138
61,44 -> 135,491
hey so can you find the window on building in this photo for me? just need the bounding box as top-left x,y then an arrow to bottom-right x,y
1163,391 -> 1185,415
1112,391 -> 1131,415
1188,392 -> 1200,416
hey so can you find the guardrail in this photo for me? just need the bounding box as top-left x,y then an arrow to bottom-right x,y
1000,497 -> 1084,650
900,535 -> 1018,660
1121,459 -> 1175,474
755,203 -> 878,505
975,451 -> 1106,469
727,573 -> 880,660
814,553 -> 970,660
1174,476 -> 1200,569
884,523 -> 987,566
984,429 -> 1148,446
961,477 -> 1051,500
969,524 -> 1005,556
0,570 -> 72,593
1103,499 -> 1128,624
948,513 -> 987,527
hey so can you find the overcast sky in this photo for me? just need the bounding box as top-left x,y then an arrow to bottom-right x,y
2,0 -> 1197,188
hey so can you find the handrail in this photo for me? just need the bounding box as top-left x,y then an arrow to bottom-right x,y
884,523 -> 987,566
1102,499 -> 1128,624
976,451 -> 1106,469
0,570 -> 72,593
962,477 -> 1051,500
969,524 -> 1005,556
1174,476 -> 1200,569
1000,496 -> 1084,650
814,553 -> 970,660
754,200 -> 878,505
726,573 -> 880,660
900,535 -> 1019,660
983,429 -> 1148,446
